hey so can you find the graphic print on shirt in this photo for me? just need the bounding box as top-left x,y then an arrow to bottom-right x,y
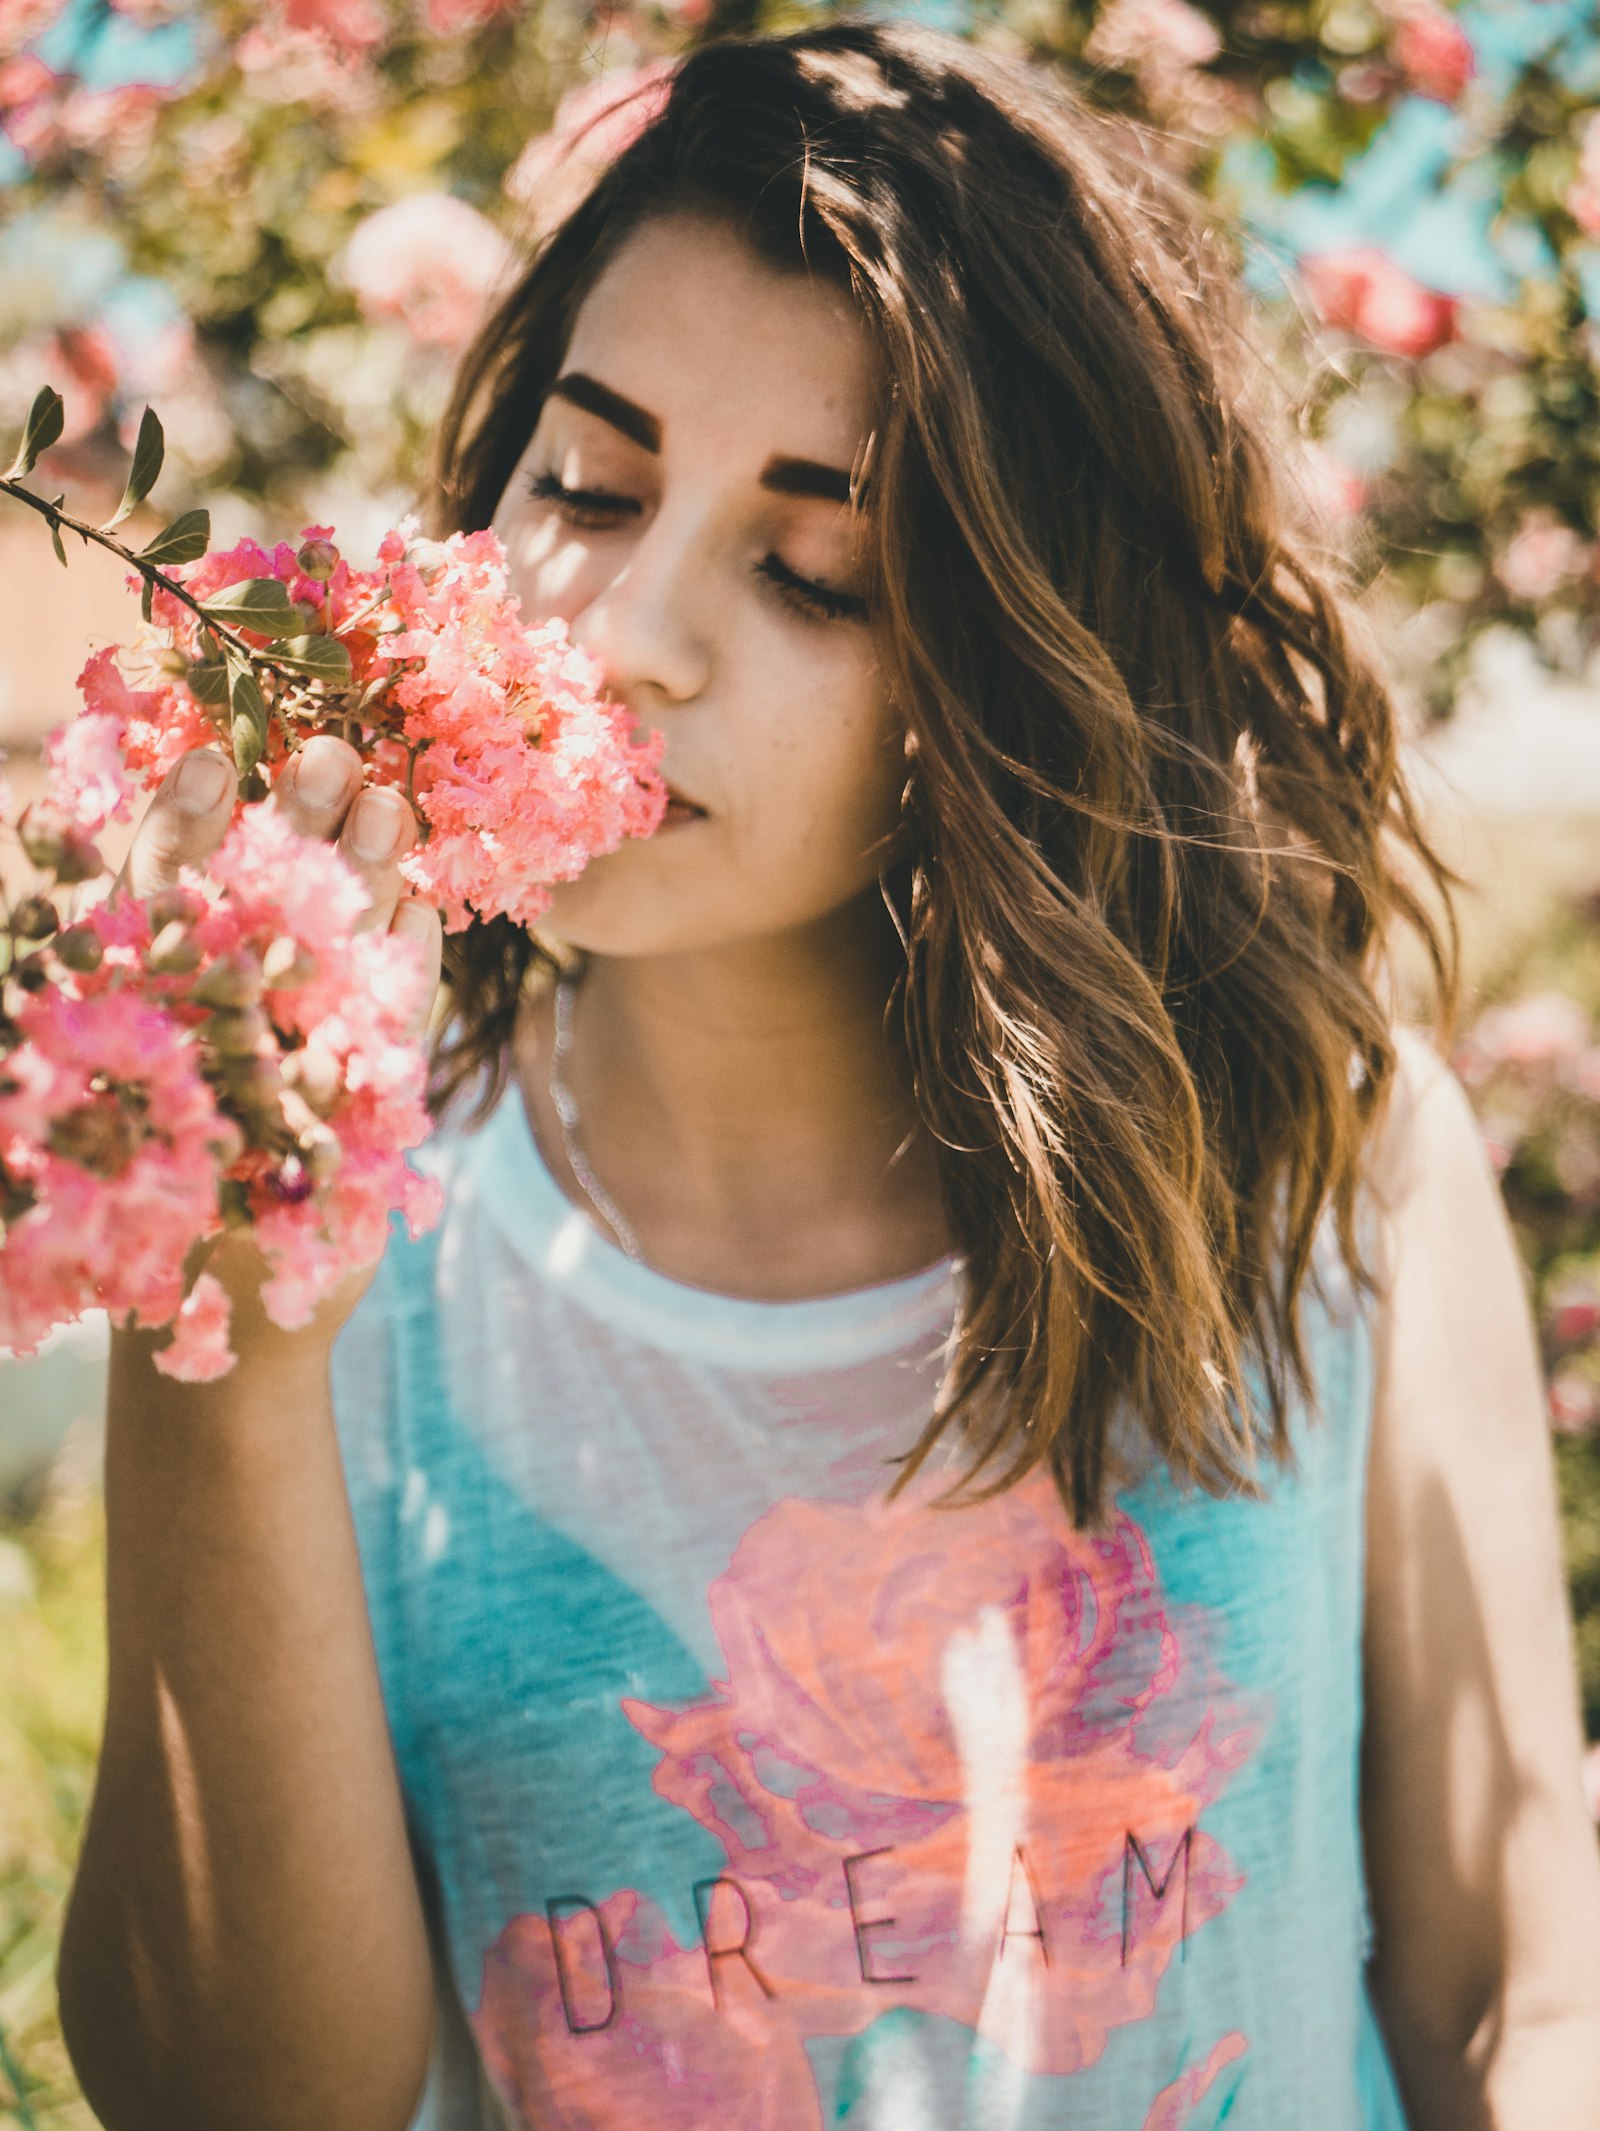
470,1471 -> 1262,2128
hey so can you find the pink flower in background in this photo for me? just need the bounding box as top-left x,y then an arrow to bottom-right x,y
1459,990 -> 1592,1075
1300,248 -> 1457,359
58,80 -> 164,164
341,192 -> 514,348
505,60 -> 676,226
0,0 -> 63,58
1494,509 -> 1593,602
1391,5 -> 1474,105
1084,0 -> 1221,74
1567,114 -> 1600,238
1298,439 -> 1367,522
282,0 -> 386,48
1550,1374 -> 1600,1436
476,1478 -> 1258,2122
424,0 -> 520,30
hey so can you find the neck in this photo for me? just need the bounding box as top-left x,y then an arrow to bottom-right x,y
520,892 -> 952,1297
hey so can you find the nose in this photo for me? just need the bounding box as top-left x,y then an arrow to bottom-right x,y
567,503 -> 711,708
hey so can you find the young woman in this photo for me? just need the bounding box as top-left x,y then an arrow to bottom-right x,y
56,21 -> 1600,2131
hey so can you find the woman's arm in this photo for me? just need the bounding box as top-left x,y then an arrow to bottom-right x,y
1360,1025 -> 1600,2130
55,740 -> 441,2131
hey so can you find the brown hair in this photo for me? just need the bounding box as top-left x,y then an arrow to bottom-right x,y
429,19 -> 1461,1527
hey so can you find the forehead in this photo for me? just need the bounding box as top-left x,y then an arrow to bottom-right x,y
560,211 -> 875,461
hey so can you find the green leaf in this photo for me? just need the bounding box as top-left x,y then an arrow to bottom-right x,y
273,634 -> 352,684
140,575 -> 154,624
200,577 -> 302,638
228,661 -> 268,778
232,709 -> 265,779
139,508 -> 211,568
50,519 -> 66,567
4,386 -> 64,480
186,661 -> 229,705
104,406 -> 164,530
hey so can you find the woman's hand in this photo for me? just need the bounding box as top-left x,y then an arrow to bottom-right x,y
118,734 -> 444,1353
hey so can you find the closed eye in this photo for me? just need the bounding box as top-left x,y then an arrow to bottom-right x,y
527,470 -> 870,625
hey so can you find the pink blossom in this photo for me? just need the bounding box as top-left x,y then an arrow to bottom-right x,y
282,0 -> 386,48
156,1271 -> 234,1382
505,60 -> 676,225
342,193 -> 513,349
44,669 -> 135,835
1550,1373 -> 1600,1436
57,81 -> 164,164
0,0 -> 63,60
1300,248 -> 1458,360
423,0 -> 519,30
1464,990 -> 1593,1073
1298,439 -> 1366,522
1084,0 -> 1222,74
1391,6 -> 1474,105
1567,113 -> 1600,238
0,985 -> 227,1357
1494,509 -> 1593,603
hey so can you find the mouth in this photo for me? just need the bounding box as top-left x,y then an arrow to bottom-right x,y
661,782 -> 708,827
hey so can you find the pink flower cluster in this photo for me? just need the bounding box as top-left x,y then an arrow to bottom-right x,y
1299,247 -> 1458,361
86,518 -> 666,931
2,518 -> 664,1377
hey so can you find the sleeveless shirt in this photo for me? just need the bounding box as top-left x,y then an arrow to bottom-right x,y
328,1075 -> 1413,2131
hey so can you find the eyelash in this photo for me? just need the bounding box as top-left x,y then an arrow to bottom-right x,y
526,470 -> 869,625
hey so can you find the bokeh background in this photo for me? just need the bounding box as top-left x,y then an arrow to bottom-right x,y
4,0 -> 1600,2121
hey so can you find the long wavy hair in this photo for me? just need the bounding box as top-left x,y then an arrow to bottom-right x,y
429,18 -> 1461,1528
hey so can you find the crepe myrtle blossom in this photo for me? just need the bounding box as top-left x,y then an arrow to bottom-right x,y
1299,249 -> 1458,361
1,511 -> 663,1376
342,193 -> 515,350
1389,3 -> 1474,107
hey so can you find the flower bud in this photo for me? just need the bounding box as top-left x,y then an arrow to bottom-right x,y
269,1151 -> 315,1205
13,951 -> 49,992
12,895 -> 59,941
296,538 -> 338,582
17,801 -> 101,882
147,920 -> 203,975
301,1123 -> 342,1185
218,1177 -> 253,1228
149,885 -> 205,932
192,951 -> 263,1011
262,934 -> 316,989
214,1050 -> 283,1119
205,1116 -> 246,1168
281,1041 -> 341,1114
203,1003 -> 269,1057
157,646 -> 192,677
53,923 -> 104,973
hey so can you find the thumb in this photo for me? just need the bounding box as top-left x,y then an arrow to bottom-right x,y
119,747 -> 237,900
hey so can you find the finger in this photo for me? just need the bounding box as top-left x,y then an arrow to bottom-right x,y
339,785 -> 417,935
119,748 -> 236,900
269,734 -> 363,841
389,896 -> 443,1040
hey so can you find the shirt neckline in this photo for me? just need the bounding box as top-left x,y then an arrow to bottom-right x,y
456,1074 -> 964,1373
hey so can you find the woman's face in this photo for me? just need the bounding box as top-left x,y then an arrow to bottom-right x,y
490,209 -> 905,960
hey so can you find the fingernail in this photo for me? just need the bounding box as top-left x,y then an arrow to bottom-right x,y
175,750 -> 232,814
295,742 -> 349,809
350,792 -> 406,862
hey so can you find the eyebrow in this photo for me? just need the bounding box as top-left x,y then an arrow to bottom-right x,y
547,371 -> 864,505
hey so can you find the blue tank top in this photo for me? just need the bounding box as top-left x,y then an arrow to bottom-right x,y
329,1079 -> 1411,2130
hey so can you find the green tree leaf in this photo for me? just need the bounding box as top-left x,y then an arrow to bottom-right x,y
104,406 -> 165,530
4,386 -> 64,481
139,509 -> 212,568
273,634 -> 352,683
140,575 -> 154,624
201,577 -> 302,637
187,661 -> 229,704
228,659 -> 269,777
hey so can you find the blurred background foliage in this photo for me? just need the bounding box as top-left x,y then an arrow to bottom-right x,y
3,0 -> 1600,2121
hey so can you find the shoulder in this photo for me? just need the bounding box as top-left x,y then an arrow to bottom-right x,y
1357,1021 -> 1600,2073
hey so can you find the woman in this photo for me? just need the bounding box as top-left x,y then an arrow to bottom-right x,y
57,20 -> 1600,2131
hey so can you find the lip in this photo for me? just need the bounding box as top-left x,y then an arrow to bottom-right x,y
662,782 -> 708,821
